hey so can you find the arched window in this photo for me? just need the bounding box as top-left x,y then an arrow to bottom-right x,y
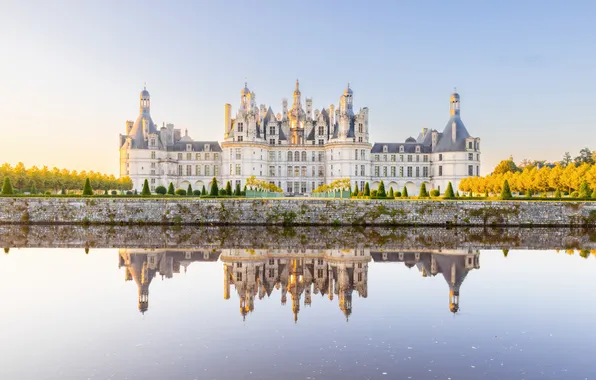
399,146 -> 404,153
415,146 -> 420,153
383,145 -> 388,153
294,151 -> 300,161
301,151 -> 307,161
287,151 -> 293,161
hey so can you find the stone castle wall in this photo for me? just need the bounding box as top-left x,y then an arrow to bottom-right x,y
1,198 -> 596,227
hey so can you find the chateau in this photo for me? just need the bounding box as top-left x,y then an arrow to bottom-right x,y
119,82 -> 481,195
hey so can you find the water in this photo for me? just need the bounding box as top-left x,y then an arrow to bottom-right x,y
0,226 -> 595,380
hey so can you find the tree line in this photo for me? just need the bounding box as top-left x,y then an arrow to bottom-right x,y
0,162 -> 133,194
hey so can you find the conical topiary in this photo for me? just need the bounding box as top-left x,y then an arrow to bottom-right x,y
141,179 -> 151,196
210,177 -> 219,196
364,182 -> 370,196
187,183 -> 193,196
388,187 -> 394,198
377,180 -> 387,198
402,186 -> 409,198
500,179 -> 512,200
1,177 -> 14,195
201,185 -> 206,196
168,182 -> 175,195
236,183 -> 241,196
82,178 -> 93,196
225,181 -> 232,196
353,182 -> 359,197
419,183 -> 428,198
578,180 -> 591,199
444,182 -> 455,199
554,188 -> 562,199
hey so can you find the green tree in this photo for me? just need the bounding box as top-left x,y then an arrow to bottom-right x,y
30,183 -> 37,195
500,179 -> 513,200
377,180 -> 387,198
1,177 -> 13,195
352,182 -> 359,196
175,189 -> 186,196
201,185 -> 206,196
554,188 -> 561,198
444,182 -> 455,199
82,178 -> 93,196
155,185 -> 167,195
364,182 -> 370,196
167,182 -> 175,195
591,188 -> 596,199
503,249 -> 509,258
578,180 -> 591,198
235,183 -> 241,196
187,183 -> 193,195
388,187 -> 394,198
141,179 -> 151,196
402,186 -> 409,198
210,177 -> 219,196
225,181 -> 232,196
493,159 -> 520,175
419,183 -> 428,198
525,189 -> 532,198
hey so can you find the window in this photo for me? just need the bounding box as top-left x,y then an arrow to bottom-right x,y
438,166 -> 442,176
468,141 -> 473,149
150,170 -> 155,175
383,166 -> 387,177
318,139 -> 324,146
235,164 -> 241,175
476,166 -> 479,176
288,166 -> 293,177
235,149 -> 241,160
150,178 -> 155,184
361,150 -> 366,160
391,154 -> 396,162
301,166 -> 306,177
399,146 -> 404,153
196,153 -> 201,160
150,151 -> 156,159
415,167 -> 419,177
354,165 -> 358,176
205,153 -> 210,160
177,165 -> 183,175
205,166 -> 210,176
269,126 -> 276,135
236,272 -> 242,281
269,166 -> 275,176
399,167 -> 404,177
355,149 -> 358,160
287,183 -> 292,192
269,152 -> 275,161
318,166 -> 323,176
361,165 -> 365,176
438,154 -> 443,161
423,155 -> 428,162
237,136 -> 243,142
302,151 -> 307,161
319,152 -> 324,162
374,166 -> 379,176
288,152 -> 293,161
310,152 -> 314,162
237,123 -> 244,133
391,166 -> 396,176
383,154 -> 387,161
423,167 -> 428,177
407,167 -> 412,177
214,153 -> 219,160
177,153 -> 182,160
150,138 -> 155,146
301,182 -> 306,193
294,167 -> 300,177
196,165 -> 201,176
468,165 -> 473,176
186,144 -> 192,152
269,138 -> 275,145
313,166 -> 316,176
151,162 -> 156,168
400,154 -> 404,162
374,155 -> 379,161
407,155 -> 412,162
186,153 -> 192,160
469,153 -> 474,161
295,151 -> 300,161
358,136 -> 363,142
476,154 -> 480,161
383,145 -> 388,153
318,126 -> 324,135
416,155 -> 420,162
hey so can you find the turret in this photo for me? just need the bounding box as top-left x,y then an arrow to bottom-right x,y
140,86 -> 150,115
450,88 -> 460,116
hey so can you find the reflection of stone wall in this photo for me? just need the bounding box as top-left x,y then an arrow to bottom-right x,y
2,225 -> 596,251
2,198 -> 596,227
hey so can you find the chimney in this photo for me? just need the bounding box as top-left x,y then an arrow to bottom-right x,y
224,104 -> 232,136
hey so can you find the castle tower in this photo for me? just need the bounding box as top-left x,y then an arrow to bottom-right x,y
450,88 -> 460,116
140,86 -> 150,115
292,79 -> 301,110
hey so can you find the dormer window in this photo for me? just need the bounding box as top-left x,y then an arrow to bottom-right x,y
269,126 -> 276,135
150,138 -> 156,147
237,123 -> 244,133
186,144 -> 192,151
468,141 -> 473,149
204,144 -> 210,151
415,146 -> 420,153
399,146 -> 404,153
382,145 -> 388,153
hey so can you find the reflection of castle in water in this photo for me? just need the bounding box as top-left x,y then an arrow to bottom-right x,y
118,247 -> 479,319
118,249 -> 221,313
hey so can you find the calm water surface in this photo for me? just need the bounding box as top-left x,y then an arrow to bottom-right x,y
0,228 -> 595,380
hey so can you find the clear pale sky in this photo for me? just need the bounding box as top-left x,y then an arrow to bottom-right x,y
1,0 -> 595,176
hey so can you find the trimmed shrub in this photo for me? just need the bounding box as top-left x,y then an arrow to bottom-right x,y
377,181 -> 387,198
30,184 -> 37,194
524,189 -> 532,198
61,188 -> 66,195
111,190 -> 117,195
225,181 -> 232,196
201,185 -> 207,196
219,189 -> 227,196
82,178 -> 93,196
1,177 -> 14,195
364,182 -> 370,196
193,189 -> 202,196
419,183 -> 429,198
175,189 -> 187,196
444,182 -> 455,199
371,190 -> 378,197
352,182 -> 359,197
210,177 -> 219,196
402,186 -> 409,198
187,183 -> 193,195
500,180 -> 512,200
578,180 -> 591,199
554,189 -> 561,198
571,191 -> 579,198
155,185 -> 167,195
395,191 -> 401,198
592,189 -> 596,199
430,189 -> 440,197
167,182 -> 175,195
141,179 -> 151,196
126,191 -> 133,195
235,183 -> 241,196
388,187 -> 394,198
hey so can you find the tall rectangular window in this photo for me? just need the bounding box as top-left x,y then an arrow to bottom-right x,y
399,167 -> 404,177
205,153 -> 210,160
177,153 -> 182,160
288,166 -> 293,177
269,126 -> 276,135
383,166 -> 387,177
415,167 -> 419,177
361,165 -> 365,176
407,167 -> 412,177
423,167 -> 428,177
407,155 -> 412,162
269,139 -> 275,145
361,150 -> 365,160
214,166 -> 219,176
178,165 -> 182,175
187,153 -> 192,160
235,164 -> 241,175
355,165 -> 358,176
186,165 -> 192,176
205,166 -> 210,176
391,166 -> 396,177
438,154 -> 443,161
235,149 -> 241,159
355,149 -> 358,160
438,166 -> 442,176
375,155 -> 379,162
151,151 -> 156,159
269,166 -> 275,176
374,166 -> 379,176
468,165 -> 473,176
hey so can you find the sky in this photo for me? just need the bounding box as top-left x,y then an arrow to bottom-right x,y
1,0 -> 595,176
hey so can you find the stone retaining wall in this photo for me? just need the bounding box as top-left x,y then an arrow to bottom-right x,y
1,197 -> 596,226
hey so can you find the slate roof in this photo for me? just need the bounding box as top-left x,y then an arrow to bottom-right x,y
371,142 -> 432,154
434,116 -> 471,153
167,141 -> 222,152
